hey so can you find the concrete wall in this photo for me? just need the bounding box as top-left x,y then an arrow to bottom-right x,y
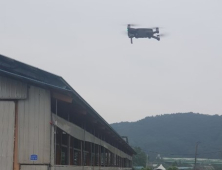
0,101 -> 15,170
18,86 -> 51,164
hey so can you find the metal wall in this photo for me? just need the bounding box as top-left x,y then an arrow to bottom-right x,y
18,86 -> 51,164
0,75 -> 27,99
0,101 -> 15,170
21,165 -> 48,170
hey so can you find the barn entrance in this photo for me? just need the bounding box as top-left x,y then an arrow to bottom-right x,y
0,101 -> 15,170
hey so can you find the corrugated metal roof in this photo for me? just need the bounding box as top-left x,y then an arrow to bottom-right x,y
0,54 -> 136,154
0,54 -> 71,91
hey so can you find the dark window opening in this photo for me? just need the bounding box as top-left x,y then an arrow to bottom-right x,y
52,99 -> 133,167
83,142 -> 91,166
73,137 -> 81,166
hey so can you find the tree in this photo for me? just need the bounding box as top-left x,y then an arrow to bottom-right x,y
172,161 -> 178,166
132,147 -> 147,167
167,166 -> 178,170
142,167 -> 152,170
111,113 -> 222,160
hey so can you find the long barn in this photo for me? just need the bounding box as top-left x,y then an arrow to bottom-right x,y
0,54 -> 135,170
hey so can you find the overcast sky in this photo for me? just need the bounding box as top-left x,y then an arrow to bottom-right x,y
0,0 -> 222,123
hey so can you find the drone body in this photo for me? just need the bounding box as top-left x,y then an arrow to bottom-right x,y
127,24 -> 160,44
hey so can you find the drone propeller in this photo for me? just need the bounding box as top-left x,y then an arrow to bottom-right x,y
123,24 -> 164,30
150,27 -> 165,30
150,27 -> 159,29
122,32 -> 128,36
128,24 -> 138,26
122,23 -> 139,27
157,33 -> 168,37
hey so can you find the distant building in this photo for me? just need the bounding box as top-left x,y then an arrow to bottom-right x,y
178,167 -> 192,170
0,54 -> 135,170
133,166 -> 144,170
163,157 -> 222,165
154,164 -> 166,170
195,166 -> 215,170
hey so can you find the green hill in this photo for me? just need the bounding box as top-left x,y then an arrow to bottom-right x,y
111,112 -> 222,160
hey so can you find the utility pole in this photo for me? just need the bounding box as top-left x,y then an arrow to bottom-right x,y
146,154 -> 149,168
194,142 -> 201,170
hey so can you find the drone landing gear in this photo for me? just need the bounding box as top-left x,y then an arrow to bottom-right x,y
152,35 -> 160,41
131,38 -> 133,44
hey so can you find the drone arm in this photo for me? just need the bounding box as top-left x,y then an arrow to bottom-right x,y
153,28 -> 159,34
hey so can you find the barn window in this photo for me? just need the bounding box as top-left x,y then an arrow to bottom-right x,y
73,137 -> 81,165
84,141 -> 91,166
55,128 -> 69,165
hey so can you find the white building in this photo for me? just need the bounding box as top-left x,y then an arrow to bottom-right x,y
155,164 -> 166,170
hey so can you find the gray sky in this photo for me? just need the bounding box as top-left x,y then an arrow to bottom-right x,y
1,0 -> 222,123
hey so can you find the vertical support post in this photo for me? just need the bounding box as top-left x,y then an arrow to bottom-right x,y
120,156 -> 122,168
194,142 -> 200,170
50,105 -> 55,166
81,141 -> 83,166
117,143 -> 119,167
146,154 -> 149,168
54,99 -> 57,164
103,136 -> 105,167
90,142 -> 92,166
13,101 -> 19,170
99,134 -> 101,170
67,113 -> 70,165
93,128 -> 96,169
83,122 -> 85,167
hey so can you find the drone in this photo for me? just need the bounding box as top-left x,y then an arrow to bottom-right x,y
127,24 -> 162,44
